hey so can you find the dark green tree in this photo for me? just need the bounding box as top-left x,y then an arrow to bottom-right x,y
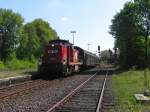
110,1 -> 146,68
100,50 -> 111,64
0,8 -> 24,61
135,0 -> 150,67
17,19 -> 58,59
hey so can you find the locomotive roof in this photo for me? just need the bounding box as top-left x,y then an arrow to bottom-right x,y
49,39 -> 72,45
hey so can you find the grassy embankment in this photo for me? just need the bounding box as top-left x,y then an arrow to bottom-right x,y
0,58 -> 37,79
112,69 -> 150,111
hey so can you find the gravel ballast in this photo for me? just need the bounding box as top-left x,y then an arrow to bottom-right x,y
0,74 -> 92,112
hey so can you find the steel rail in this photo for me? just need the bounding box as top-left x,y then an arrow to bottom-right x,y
0,79 -> 42,90
96,71 -> 108,112
47,72 -> 97,112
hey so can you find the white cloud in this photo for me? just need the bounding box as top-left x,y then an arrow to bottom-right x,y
60,17 -> 69,22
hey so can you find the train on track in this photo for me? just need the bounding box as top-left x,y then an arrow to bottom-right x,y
38,39 -> 99,76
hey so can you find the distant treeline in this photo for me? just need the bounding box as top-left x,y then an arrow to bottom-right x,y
110,0 -> 150,69
0,8 -> 58,62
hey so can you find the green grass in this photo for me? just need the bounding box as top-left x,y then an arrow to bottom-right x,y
0,61 -> 5,70
0,59 -> 37,79
112,70 -> 150,112
0,59 -> 37,70
6,59 -> 37,70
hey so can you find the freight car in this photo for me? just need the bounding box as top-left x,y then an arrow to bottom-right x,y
38,39 -> 99,76
74,46 -> 99,70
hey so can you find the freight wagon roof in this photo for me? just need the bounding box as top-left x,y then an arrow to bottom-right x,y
74,46 -> 98,58
84,50 -> 98,58
74,46 -> 84,54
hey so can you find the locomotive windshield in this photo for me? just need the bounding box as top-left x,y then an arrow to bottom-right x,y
48,49 -> 58,54
42,44 -> 61,63
47,47 -> 59,57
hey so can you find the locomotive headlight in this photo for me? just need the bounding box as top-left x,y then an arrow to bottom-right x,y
63,59 -> 66,65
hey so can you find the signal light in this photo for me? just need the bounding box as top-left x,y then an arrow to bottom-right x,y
98,46 -> 100,51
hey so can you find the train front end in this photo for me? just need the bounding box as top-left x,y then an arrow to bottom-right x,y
38,41 -> 67,75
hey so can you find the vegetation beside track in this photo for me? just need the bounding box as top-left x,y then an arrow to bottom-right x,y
0,8 -> 58,78
0,58 -> 37,70
112,69 -> 150,111
0,59 -> 37,79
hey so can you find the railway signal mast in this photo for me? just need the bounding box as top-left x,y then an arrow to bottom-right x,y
88,43 -> 91,51
98,45 -> 100,57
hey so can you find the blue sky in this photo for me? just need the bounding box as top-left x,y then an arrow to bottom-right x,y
0,0 -> 129,53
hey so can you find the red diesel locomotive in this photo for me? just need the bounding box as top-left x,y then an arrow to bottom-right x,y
38,39 -> 99,76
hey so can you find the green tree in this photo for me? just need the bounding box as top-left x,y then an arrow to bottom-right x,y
135,0 -> 150,67
17,19 -> 58,59
100,50 -> 112,64
110,1 -> 147,68
0,8 -> 24,61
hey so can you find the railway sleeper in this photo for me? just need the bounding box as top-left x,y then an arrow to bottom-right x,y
56,107 -> 96,112
59,104 -> 97,109
101,108 -> 115,112
66,99 -> 98,104
102,102 -> 115,106
102,98 -> 114,103
68,98 -> 98,101
74,94 -> 100,98
62,100 -> 97,105
101,105 -> 114,109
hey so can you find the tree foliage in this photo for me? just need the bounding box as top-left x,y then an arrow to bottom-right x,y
135,0 -> 150,67
0,8 -> 24,61
100,50 -> 111,62
110,0 -> 150,68
0,8 -> 58,62
16,19 -> 58,59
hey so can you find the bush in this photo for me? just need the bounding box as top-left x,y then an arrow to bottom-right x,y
0,61 -> 5,70
5,58 -> 37,70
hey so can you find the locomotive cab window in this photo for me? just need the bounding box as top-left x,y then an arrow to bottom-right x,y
48,49 -> 58,54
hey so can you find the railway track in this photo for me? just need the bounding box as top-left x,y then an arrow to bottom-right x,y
100,74 -> 115,112
0,79 -> 48,101
0,67 -> 115,112
47,70 -> 115,112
